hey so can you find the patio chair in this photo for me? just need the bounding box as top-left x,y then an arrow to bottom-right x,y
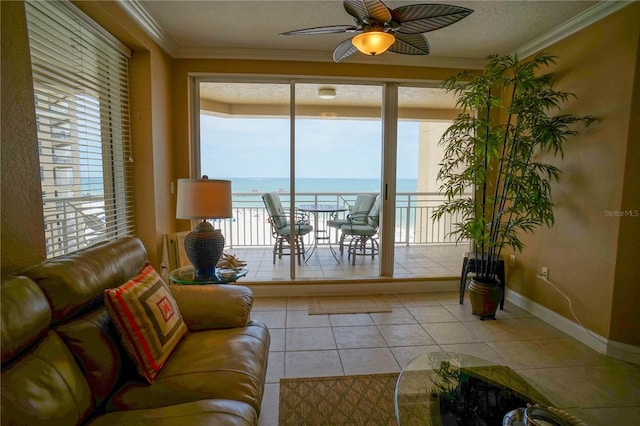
327,193 -> 377,253
341,196 -> 381,265
262,192 -> 313,265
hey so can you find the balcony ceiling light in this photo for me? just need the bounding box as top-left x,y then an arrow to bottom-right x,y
318,88 -> 336,100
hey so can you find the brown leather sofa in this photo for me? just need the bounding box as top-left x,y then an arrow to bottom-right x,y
1,237 -> 270,425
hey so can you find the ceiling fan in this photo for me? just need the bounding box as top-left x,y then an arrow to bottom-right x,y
280,0 -> 473,62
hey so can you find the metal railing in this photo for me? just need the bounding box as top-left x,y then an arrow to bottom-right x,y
216,191 -> 470,248
41,191 -> 469,257
42,194 -> 107,258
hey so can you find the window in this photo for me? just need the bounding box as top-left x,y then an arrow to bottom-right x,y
26,0 -> 134,258
53,167 -> 73,186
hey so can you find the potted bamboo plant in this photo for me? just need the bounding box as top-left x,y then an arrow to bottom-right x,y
433,52 -> 594,319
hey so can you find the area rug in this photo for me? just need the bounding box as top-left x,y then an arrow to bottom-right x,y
308,295 -> 392,315
279,373 -> 399,425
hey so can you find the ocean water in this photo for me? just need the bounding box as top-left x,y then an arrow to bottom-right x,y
230,177 -> 417,194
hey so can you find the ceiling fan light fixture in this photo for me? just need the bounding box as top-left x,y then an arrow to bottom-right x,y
318,88 -> 336,99
352,31 -> 395,56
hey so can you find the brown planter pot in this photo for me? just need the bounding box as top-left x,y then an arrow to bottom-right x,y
468,277 -> 503,320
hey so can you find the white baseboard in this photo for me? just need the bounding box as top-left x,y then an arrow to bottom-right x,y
506,288 -> 640,365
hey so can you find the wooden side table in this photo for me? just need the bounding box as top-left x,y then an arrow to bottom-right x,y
460,253 -> 506,309
169,265 -> 248,285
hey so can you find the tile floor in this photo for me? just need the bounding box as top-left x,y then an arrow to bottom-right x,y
252,292 -> 640,425
230,243 -> 469,281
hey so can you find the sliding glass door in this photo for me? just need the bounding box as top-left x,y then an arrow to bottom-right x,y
394,85 -> 468,279
194,78 -> 465,282
294,83 -> 382,279
197,81 -> 294,279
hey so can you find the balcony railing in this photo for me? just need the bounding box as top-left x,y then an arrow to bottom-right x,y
43,194 -> 107,257
41,191 -> 469,258
215,191 -> 470,248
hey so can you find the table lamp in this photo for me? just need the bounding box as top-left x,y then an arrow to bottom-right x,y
176,177 -> 232,280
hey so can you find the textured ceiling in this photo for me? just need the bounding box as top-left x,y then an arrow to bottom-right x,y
135,0 -> 601,66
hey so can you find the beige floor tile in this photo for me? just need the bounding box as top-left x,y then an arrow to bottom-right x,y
333,325 -> 387,349
532,337 -> 621,367
285,296 -> 311,311
266,351 -> 284,384
339,347 -> 401,375
570,407 -> 640,426
285,350 -> 343,378
251,310 -> 286,329
487,339 -> 566,369
396,293 -> 444,307
443,303 -> 479,321
258,383 -> 279,426
391,345 -> 442,369
328,313 -> 374,326
285,310 -> 330,328
268,328 -> 285,352
285,327 -> 336,351
518,364 -> 640,408
463,317 -> 562,342
252,297 -> 287,311
439,342 -> 509,364
378,324 -> 436,347
370,307 -> 418,325
422,322 -> 484,345
407,305 -> 459,323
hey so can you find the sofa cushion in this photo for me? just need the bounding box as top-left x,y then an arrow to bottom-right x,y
105,262 -> 188,383
169,284 -> 253,330
56,307 -> 137,408
0,332 -> 93,426
1,276 -> 51,365
105,320 -> 270,414
22,236 -> 148,325
88,399 -> 257,426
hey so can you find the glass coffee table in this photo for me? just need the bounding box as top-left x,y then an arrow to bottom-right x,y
169,265 -> 248,285
395,352 -> 583,426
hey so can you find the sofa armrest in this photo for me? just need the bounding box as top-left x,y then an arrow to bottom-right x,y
169,285 -> 253,331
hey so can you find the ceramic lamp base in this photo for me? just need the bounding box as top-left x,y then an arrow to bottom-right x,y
184,221 -> 225,280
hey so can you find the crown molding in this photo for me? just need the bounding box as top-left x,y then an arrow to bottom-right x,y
116,0 -> 177,57
176,46 -> 488,69
514,1 -> 633,58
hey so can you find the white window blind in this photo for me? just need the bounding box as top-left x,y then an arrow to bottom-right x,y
25,0 -> 135,258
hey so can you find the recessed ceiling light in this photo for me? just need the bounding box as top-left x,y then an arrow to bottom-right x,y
318,88 -> 336,100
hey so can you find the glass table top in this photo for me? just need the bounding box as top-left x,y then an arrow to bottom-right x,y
394,352 -> 581,426
169,265 -> 248,285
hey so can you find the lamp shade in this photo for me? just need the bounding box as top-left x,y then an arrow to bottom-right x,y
352,31 -> 395,56
176,179 -> 232,219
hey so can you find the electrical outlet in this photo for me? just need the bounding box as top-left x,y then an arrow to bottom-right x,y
509,254 -> 516,267
540,266 -> 549,280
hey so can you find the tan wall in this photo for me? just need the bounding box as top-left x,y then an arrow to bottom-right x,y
1,1 -> 46,273
508,3 -> 640,345
611,15 -> 640,345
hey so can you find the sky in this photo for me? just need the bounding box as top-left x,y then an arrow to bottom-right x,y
200,115 -> 419,179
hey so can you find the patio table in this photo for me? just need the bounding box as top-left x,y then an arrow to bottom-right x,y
298,204 -> 347,263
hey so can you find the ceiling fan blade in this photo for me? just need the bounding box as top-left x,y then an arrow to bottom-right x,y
333,38 -> 359,62
280,25 -> 358,36
388,33 -> 430,55
344,0 -> 392,23
392,4 -> 473,34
